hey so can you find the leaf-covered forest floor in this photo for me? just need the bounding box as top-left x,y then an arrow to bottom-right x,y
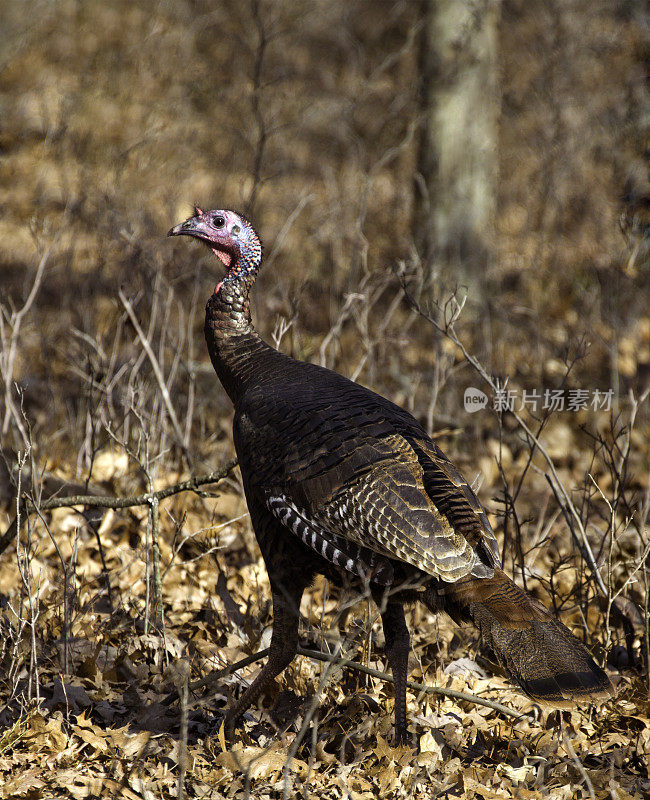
0,482 -> 648,800
0,1 -> 648,798
0,466 -> 648,799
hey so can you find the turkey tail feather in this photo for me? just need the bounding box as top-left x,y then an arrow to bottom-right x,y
424,567 -> 611,704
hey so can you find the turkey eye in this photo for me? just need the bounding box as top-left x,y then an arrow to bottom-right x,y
213,215 -> 225,228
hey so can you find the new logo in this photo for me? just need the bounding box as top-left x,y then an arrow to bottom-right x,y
464,387 -> 488,413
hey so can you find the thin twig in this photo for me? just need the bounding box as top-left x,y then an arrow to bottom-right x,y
245,0 -> 269,215
150,494 -> 163,626
176,661 -> 190,800
297,647 -> 533,721
561,727 -> 595,800
264,194 -> 313,270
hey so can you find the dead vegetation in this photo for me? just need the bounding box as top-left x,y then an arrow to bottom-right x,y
0,0 -> 648,798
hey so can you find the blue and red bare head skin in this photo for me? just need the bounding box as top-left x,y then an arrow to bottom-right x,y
168,207 -> 262,293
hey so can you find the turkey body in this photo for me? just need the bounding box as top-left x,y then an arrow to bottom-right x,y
233,343 -> 499,587
170,208 -> 611,744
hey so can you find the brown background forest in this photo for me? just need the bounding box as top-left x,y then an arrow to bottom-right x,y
0,1 -> 648,798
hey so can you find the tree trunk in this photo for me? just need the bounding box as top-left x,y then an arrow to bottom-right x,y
415,0 -> 501,298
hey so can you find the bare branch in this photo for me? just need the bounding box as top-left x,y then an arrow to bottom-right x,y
164,645 -> 534,723
0,459 -> 239,558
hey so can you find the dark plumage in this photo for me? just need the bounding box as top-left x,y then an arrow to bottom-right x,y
169,208 -> 611,743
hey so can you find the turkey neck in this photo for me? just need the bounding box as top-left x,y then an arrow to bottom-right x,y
204,272 -> 274,404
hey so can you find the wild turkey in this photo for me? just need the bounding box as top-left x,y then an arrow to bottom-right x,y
169,208 -> 611,743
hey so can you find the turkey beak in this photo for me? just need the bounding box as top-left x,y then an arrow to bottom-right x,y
168,219 -> 198,237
